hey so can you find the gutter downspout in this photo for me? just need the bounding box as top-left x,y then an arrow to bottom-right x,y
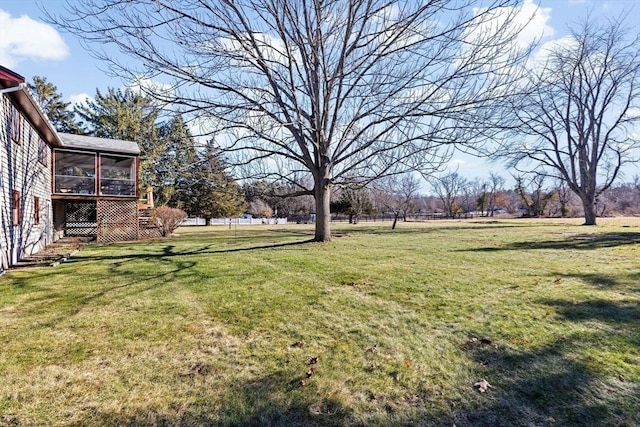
0,83 -> 26,94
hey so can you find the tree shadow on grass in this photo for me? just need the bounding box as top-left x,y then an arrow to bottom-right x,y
468,232 -> 640,252
66,369 -> 354,427
452,293 -> 640,426
542,298 -> 640,330
71,239 -> 316,265
455,330 -> 640,426
544,271 -> 640,293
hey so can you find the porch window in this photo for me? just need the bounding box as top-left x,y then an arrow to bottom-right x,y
54,151 -> 96,195
100,154 -> 135,196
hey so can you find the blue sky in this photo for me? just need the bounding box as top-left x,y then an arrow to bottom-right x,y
0,0 -> 638,186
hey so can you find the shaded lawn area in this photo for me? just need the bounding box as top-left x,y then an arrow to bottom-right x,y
0,218 -> 639,426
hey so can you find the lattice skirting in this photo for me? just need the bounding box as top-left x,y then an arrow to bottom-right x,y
139,226 -> 162,240
97,200 -> 139,243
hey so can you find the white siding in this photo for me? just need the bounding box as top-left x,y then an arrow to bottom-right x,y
0,94 -> 53,269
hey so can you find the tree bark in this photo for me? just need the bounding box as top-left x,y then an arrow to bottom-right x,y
314,178 -> 332,242
582,198 -> 597,225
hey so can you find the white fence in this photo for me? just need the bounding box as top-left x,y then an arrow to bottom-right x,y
181,217 -> 288,226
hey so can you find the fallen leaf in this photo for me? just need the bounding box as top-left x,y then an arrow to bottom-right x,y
474,379 -> 493,393
404,359 -> 412,368
180,363 -> 210,377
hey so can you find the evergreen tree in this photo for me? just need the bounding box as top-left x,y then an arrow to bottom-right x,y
28,76 -> 82,133
75,88 -> 161,189
152,114 -> 199,206
174,140 -> 246,219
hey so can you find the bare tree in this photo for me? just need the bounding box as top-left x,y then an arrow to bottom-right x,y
494,16 -> 640,225
514,173 -> 553,217
468,177 -> 488,216
553,178 -> 573,218
248,199 -> 274,218
373,174 -> 421,229
431,172 -> 468,217
486,173 -> 505,216
333,183 -> 373,224
49,0 -> 532,241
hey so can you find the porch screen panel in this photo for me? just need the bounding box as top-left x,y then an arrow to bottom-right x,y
100,155 -> 135,196
54,151 -> 96,195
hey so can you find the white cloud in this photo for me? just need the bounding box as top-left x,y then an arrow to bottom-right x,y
626,107 -> 640,119
530,35 -> 579,69
468,0 -> 554,52
513,0 -> 555,48
127,75 -> 175,102
447,158 -> 467,169
0,9 -> 69,68
68,93 -> 93,108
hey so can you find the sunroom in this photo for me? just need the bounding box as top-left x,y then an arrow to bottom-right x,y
54,151 -> 136,197
52,133 -> 140,242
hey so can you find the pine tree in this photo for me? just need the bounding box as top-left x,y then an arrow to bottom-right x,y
28,76 -> 82,134
75,88 -> 161,189
176,140 -> 246,219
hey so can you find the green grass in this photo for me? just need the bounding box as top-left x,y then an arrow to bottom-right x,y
1,218 -> 639,426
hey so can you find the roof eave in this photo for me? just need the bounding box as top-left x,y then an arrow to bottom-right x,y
1,66 -> 62,148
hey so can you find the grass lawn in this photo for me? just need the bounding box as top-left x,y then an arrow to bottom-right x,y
1,218 -> 639,426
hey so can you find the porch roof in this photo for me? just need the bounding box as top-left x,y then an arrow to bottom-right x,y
58,133 -> 140,155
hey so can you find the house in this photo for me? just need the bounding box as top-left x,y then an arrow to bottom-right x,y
1,65 -> 141,271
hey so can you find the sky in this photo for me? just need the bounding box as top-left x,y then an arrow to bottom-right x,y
0,0 -> 638,188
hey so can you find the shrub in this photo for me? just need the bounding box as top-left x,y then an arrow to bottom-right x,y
154,206 -> 187,237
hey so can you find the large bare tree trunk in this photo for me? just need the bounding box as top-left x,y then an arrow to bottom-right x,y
314,177 -> 332,242
582,197 -> 597,226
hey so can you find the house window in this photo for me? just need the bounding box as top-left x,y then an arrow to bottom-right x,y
38,138 -> 48,166
54,150 -> 96,195
10,106 -> 21,143
34,196 -> 40,225
100,154 -> 136,196
12,190 -> 21,225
